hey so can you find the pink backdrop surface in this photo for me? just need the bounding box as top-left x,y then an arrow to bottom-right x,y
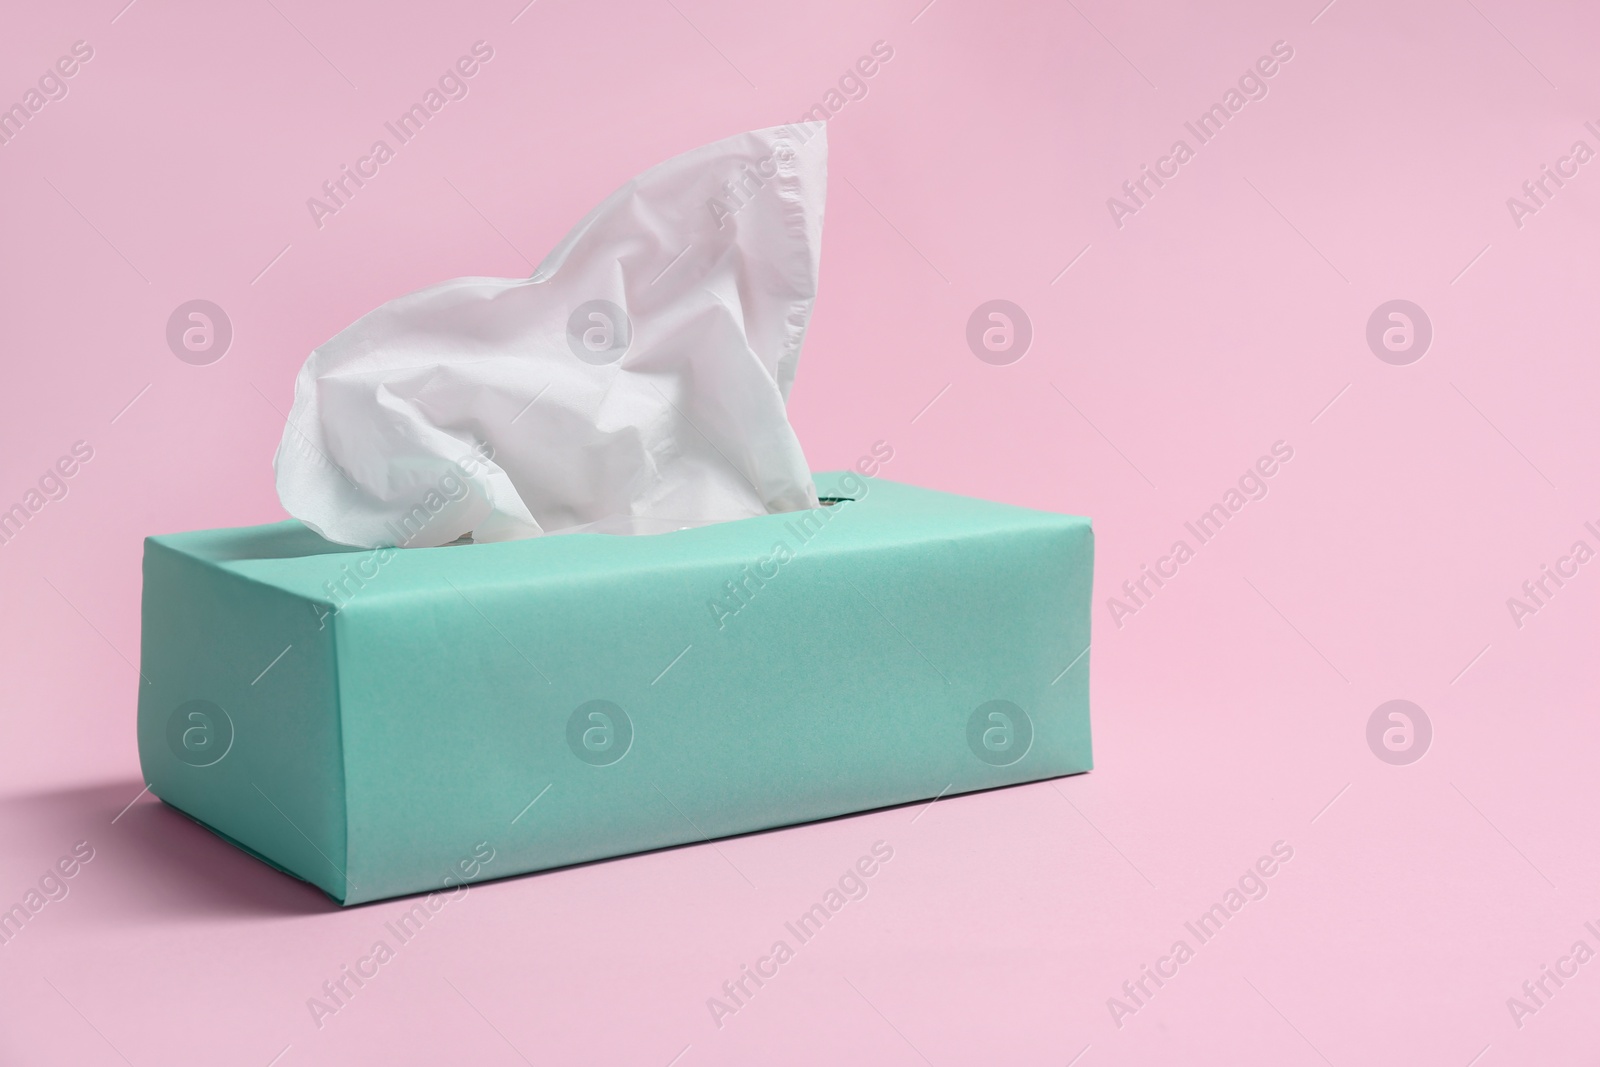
2,0 -> 1598,1063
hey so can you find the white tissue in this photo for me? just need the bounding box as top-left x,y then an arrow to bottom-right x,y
274,123 -> 826,548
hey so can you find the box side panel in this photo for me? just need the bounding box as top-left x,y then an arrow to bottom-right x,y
335,506 -> 1092,903
136,538 -> 349,902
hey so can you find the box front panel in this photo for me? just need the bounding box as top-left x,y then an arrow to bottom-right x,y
333,496 -> 1091,903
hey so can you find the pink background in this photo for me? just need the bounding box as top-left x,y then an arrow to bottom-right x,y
3,0 -> 1598,1062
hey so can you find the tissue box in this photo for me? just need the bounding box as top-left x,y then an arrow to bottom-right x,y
136,474 -> 1093,905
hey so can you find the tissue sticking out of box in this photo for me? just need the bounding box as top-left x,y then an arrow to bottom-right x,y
274,124 -> 827,548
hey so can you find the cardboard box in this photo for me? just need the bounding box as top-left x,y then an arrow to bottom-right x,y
136,473 -> 1093,905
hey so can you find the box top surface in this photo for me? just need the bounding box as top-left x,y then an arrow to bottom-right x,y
145,473 -> 1089,606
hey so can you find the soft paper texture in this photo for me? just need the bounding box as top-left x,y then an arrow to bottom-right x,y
275,124 -> 826,547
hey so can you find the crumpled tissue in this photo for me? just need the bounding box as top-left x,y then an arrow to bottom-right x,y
275,123 -> 826,547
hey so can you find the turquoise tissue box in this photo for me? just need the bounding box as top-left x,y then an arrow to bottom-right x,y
136,473 -> 1093,905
